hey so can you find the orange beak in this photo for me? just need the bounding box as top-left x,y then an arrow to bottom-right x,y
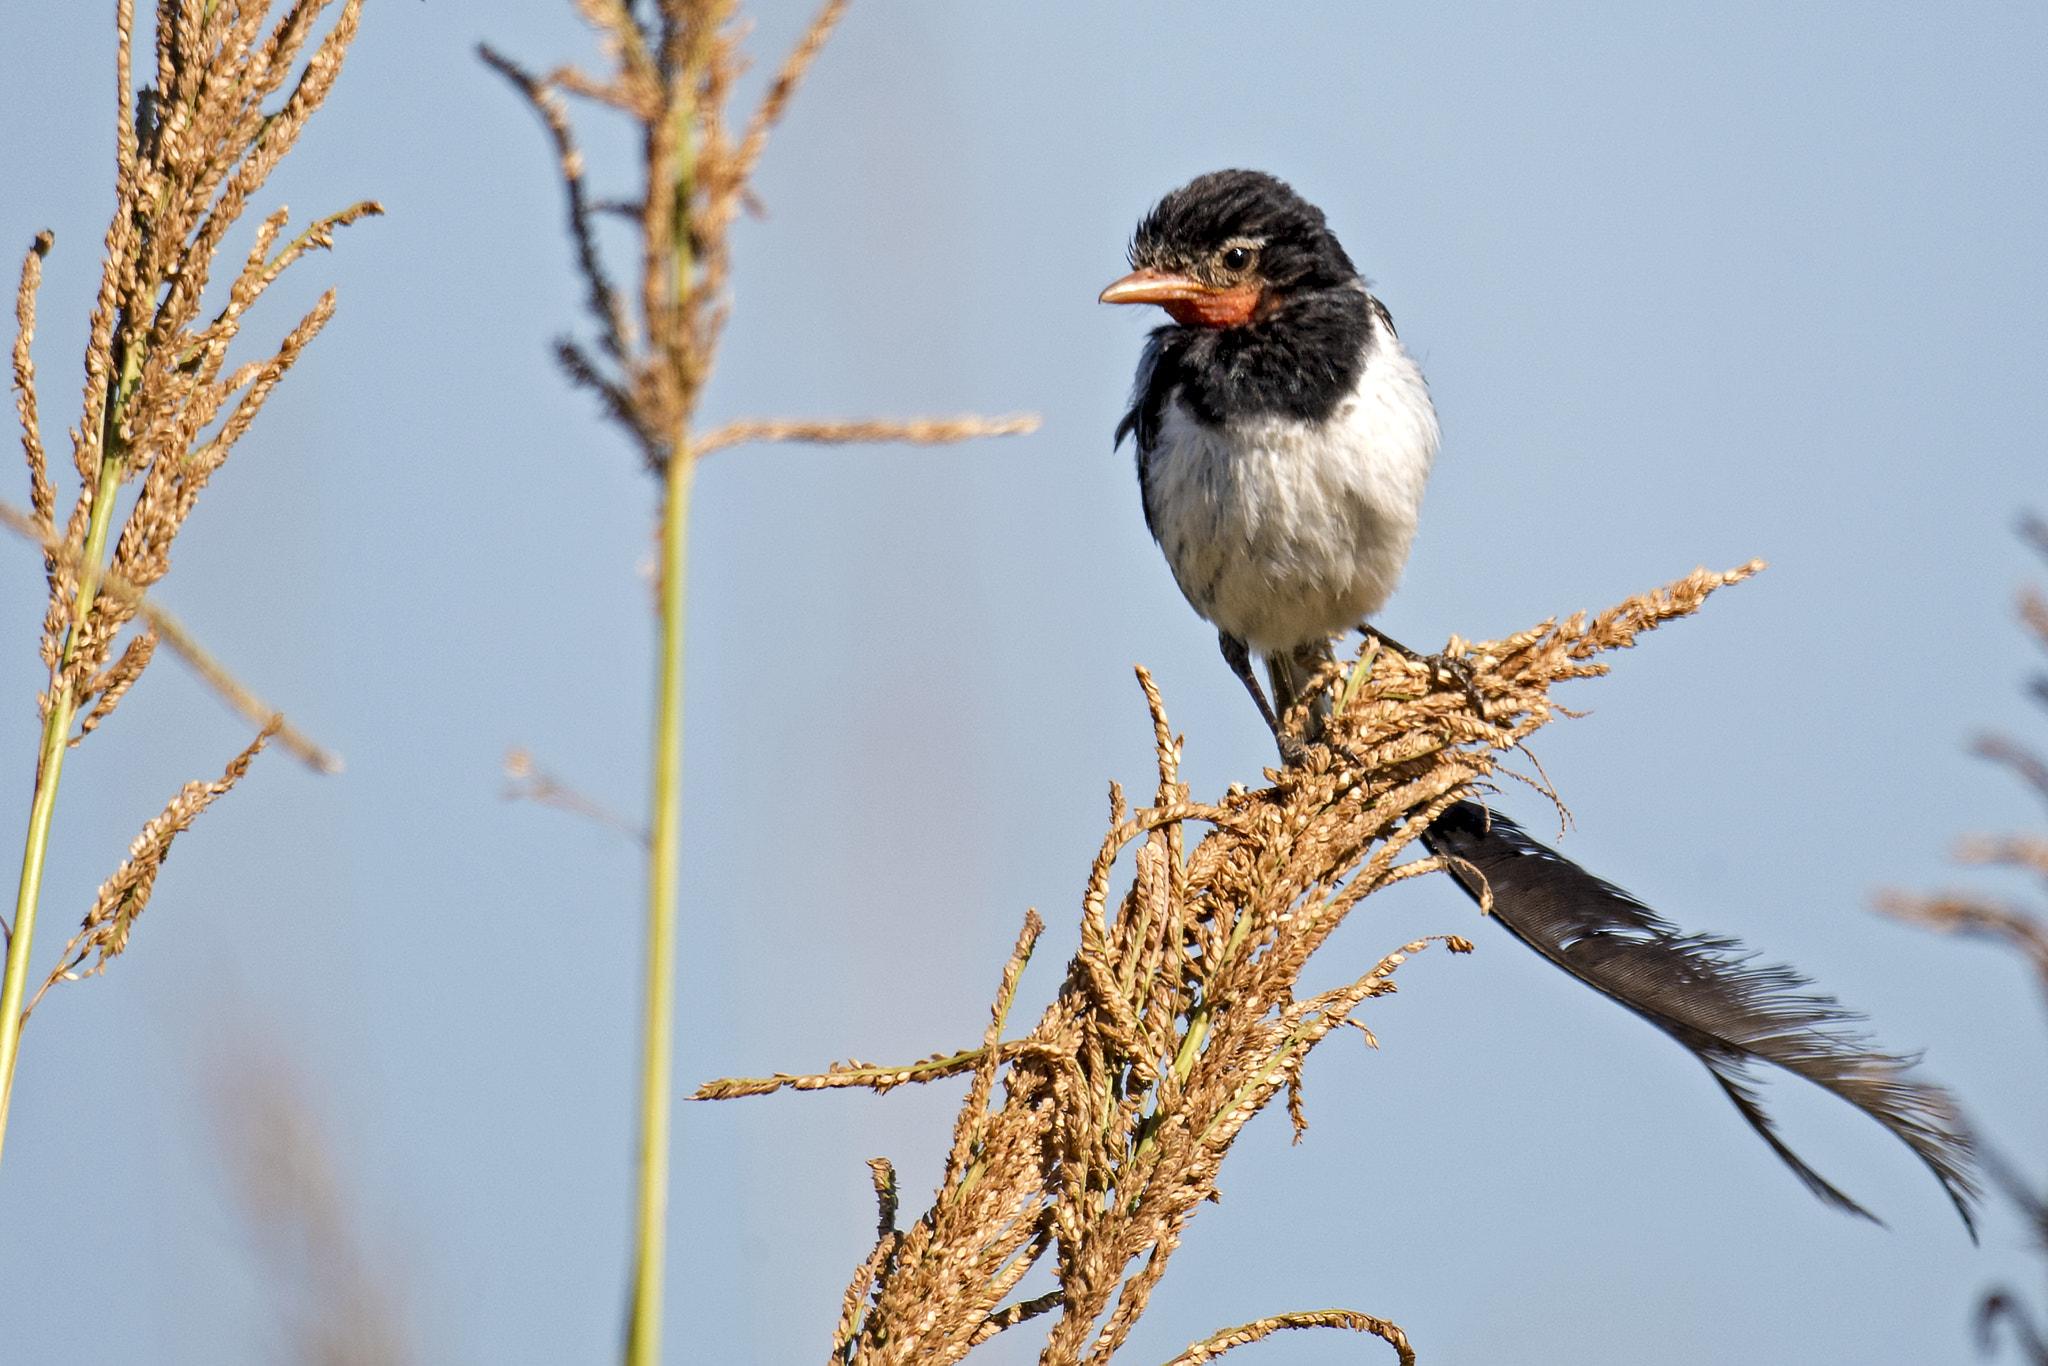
1099,268 -> 1261,328
1099,267 -> 1208,307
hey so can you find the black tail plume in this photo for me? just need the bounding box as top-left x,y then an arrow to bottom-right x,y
1421,799 -> 1980,1236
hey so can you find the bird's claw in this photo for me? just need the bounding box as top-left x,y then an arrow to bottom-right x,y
1274,729 -> 1367,773
1425,651 -> 1493,725
1361,626 -> 1494,726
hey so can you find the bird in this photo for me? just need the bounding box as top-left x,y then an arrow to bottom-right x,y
1102,167 -> 1977,1233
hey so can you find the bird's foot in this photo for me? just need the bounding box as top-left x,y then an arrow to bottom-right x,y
1361,626 -> 1494,725
1273,729 -> 1369,774
1428,651 -> 1493,725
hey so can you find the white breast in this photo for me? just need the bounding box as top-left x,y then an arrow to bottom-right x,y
1141,320 -> 1440,655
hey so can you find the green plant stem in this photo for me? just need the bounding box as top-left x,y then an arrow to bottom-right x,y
625,446 -> 693,1366
0,448 -> 127,1169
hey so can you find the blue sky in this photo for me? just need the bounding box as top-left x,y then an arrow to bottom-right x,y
3,3 -> 2047,1363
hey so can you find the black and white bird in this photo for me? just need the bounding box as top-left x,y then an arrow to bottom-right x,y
1102,168 -> 1978,1232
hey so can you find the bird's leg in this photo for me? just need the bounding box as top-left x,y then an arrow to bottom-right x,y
1267,648 -> 1302,729
1276,642 -> 1373,773
1270,642 -> 1337,745
1218,630 -> 1281,733
1295,641 -> 1338,739
1219,632 -> 1308,766
1361,624 -> 1492,723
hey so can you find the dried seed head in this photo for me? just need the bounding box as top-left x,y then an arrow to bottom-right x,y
28,1 -> 375,742
29,718 -> 280,1017
700,564 -> 1761,1366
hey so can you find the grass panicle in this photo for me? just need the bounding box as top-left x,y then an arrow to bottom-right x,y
26,717 -> 281,1019
2,0 -> 370,1172
482,3 -> 1038,1363
1881,515 -> 2048,1362
210,1028 -> 412,1366
701,562 -> 1761,1366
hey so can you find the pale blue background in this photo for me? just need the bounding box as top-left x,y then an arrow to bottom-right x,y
2,3 -> 2046,1363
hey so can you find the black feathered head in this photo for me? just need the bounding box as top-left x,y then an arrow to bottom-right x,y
1101,170 -> 1360,327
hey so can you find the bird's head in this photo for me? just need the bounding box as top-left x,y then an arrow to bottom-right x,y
1100,170 -> 1359,328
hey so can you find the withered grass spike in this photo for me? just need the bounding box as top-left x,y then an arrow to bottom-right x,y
969,1290 -> 1064,1348
945,910 -> 1046,1188
867,1156 -> 898,1240
691,413 -> 1042,458
693,564 -> 1756,1365
493,5 -> 1039,468
477,44 -> 633,361
1159,1310 -> 1415,1366
479,9 -> 1037,910
4,5 -> 372,1151
1957,833 -> 2048,882
13,231 -> 54,534
1877,892 -> 2048,988
691,1044 -> 1018,1100
31,0 -> 376,736
74,626 -> 157,741
1974,732 -> 2048,810
735,0 -> 850,184
2018,585 -> 2048,653
27,717 -> 281,1019
210,1033 -> 414,1366
1881,528 -> 2048,1346
502,744 -> 646,842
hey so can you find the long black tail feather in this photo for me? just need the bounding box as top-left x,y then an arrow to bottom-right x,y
1420,798 -> 1980,1236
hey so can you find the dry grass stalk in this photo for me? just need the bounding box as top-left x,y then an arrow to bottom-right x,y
1881,526 -> 2048,977
13,233 -> 55,532
699,562 -> 1760,1366
3,0 -> 373,1162
1158,1311 -> 1414,1366
479,1 -> 1039,474
503,745 -> 645,843
692,414 -> 1043,459
1974,732 -> 2048,811
483,5 -> 1037,1361
25,717 -> 279,1018
212,1033 -> 412,1366
1879,520 -> 2048,1360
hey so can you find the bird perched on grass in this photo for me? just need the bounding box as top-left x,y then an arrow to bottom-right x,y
1103,168 -> 1439,738
1102,167 -> 1977,1232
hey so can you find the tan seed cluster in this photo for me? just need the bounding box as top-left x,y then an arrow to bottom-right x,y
1876,516 -> 2048,1351
26,719 -> 280,1018
480,1 -> 1038,484
6,0 -> 369,1021
701,562 -> 1762,1365
23,1 -> 377,729
1880,520 -> 2048,988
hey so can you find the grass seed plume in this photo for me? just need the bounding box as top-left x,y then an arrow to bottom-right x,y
2,0 -> 371,1169
702,564 -> 1760,1366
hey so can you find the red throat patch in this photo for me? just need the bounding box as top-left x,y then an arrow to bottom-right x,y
1163,283 -> 1262,328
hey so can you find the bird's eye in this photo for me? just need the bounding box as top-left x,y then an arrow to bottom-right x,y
1220,245 -> 1254,272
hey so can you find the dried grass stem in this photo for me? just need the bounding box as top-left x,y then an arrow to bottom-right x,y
485,3 -> 1039,1361
692,414 -> 1041,458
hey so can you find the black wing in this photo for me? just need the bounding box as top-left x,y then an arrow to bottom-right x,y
1422,798 -> 1979,1235
1114,328 -> 1172,452
1116,327 -> 1179,541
